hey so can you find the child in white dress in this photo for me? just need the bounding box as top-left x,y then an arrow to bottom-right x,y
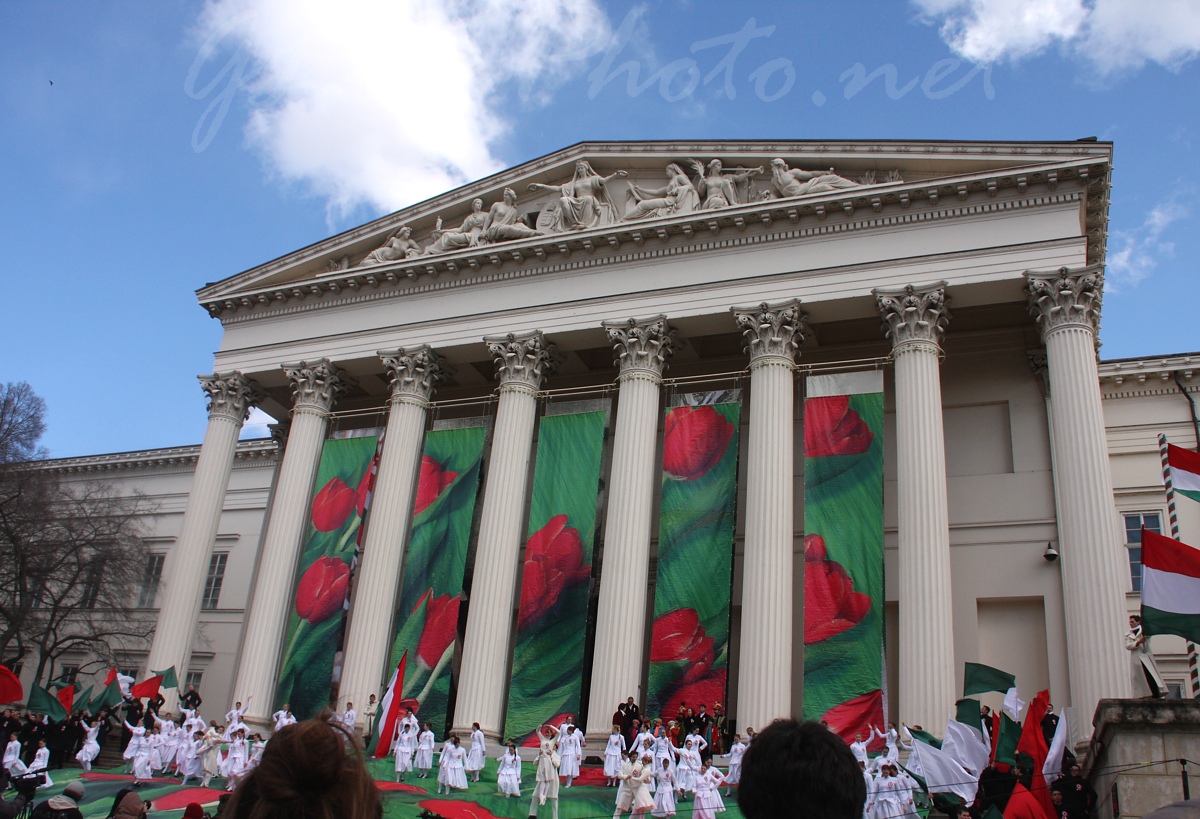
76,719 -> 101,771
692,763 -> 726,819
604,725 -> 627,787
465,722 -> 486,782
652,757 -> 679,817
415,724 -> 435,778
723,735 -> 746,796
497,741 -> 522,797
30,741 -> 53,788
394,723 -> 416,782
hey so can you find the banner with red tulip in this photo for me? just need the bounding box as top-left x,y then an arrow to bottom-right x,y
504,407 -> 608,743
383,424 -> 487,738
275,434 -> 379,719
801,372 -> 885,745
645,396 -> 741,723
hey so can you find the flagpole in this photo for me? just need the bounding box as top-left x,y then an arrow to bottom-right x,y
1156,433 -> 1200,697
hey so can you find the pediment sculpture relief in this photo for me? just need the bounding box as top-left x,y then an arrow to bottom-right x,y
354,158 -> 898,267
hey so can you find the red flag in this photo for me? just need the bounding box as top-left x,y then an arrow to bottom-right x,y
55,685 -> 75,715
1016,689 -> 1054,819
129,674 -> 163,700
0,665 -> 23,704
373,652 -> 408,759
104,668 -> 117,686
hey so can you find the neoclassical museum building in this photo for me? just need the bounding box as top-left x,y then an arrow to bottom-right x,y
40,139 -> 1200,746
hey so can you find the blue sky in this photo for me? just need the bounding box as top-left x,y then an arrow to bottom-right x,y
1,0 -> 1197,458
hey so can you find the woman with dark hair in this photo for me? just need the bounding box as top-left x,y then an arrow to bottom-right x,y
221,720 -> 381,819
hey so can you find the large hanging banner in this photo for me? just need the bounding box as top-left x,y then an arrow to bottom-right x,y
275,434 -> 379,719
646,394 -> 741,722
802,372 -> 886,745
382,424 -> 487,738
504,407 -> 608,743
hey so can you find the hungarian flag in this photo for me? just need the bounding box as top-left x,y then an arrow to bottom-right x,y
90,679 -> 122,713
1167,444 -> 1200,504
151,666 -> 178,690
130,674 -> 163,700
28,683 -> 67,722
1140,529 -> 1200,642
371,651 -> 408,759
963,662 -> 1017,697
104,668 -> 117,686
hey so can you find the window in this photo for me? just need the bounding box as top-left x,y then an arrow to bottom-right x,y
201,553 -> 228,610
59,666 -> 79,684
137,554 -> 165,608
1124,512 -> 1163,592
1166,681 -> 1184,700
185,670 -> 203,690
80,568 -> 102,609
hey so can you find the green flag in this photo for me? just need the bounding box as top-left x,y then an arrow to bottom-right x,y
995,713 -> 1021,766
28,683 -> 67,722
89,679 -> 122,713
151,666 -> 178,690
984,806 -> 1006,819
963,662 -> 1017,697
955,698 -> 983,733
909,726 -> 942,749
75,685 -> 93,713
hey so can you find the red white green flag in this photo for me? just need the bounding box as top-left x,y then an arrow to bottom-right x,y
1167,444 -> 1200,504
1140,528 -> 1200,642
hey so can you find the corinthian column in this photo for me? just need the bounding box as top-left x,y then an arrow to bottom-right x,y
339,346 -> 447,730
1026,266 -> 1130,717
732,301 -> 805,729
235,360 -> 347,731
146,372 -> 259,714
875,283 -> 955,733
453,332 -> 556,740
585,316 -> 676,743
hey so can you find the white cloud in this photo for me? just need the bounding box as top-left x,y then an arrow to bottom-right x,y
193,0 -> 610,219
240,406 -> 277,440
1106,200 -> 1188,289
911,0 -> 1200,73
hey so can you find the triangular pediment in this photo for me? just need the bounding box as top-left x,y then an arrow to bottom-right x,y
198,138 -> 1111,317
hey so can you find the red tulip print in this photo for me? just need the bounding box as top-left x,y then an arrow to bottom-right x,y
416,801 -> 500,819
804,534 -> 871,643
520,711 -> 574,747
663,406 -> 735,480
413,456 -> 457,515
311,477 -> 358,532
650,608 -> 715,684
519,515 -> 590,630
804,395 -> 873,458
411,590 -> 461,669
295,556 -> 350,623
821,689 -> 885,749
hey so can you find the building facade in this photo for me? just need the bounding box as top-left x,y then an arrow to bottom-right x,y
29,140 -> 1200,745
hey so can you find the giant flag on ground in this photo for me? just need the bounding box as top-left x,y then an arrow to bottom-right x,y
1140,528 -> 1200,642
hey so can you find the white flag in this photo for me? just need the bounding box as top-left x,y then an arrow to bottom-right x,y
1003,686 -> 1025,720
911,739 -> 978,804
943,718 -> 991,777
1042,708 -> 1071,784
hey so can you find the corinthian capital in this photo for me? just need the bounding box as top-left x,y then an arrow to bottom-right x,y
1025,265 -> 1104,340
602,315 -> 678,380
199,371 -> 260,423
379,345 -> 449,404
484,331 -> 557,391
874,282 -> 951,350
732,300 -> 807,367
283,359 -> 348,413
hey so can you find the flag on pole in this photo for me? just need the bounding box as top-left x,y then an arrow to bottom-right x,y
910,739 -> 979,804
1167,444 -> 1200,504
954,698 -> 983,737
74,686 -> 93,715
0,665 -> 23,704
54,683 -> 76,715
89,679 -> 122,713
1043,707 -> 1070,785
943,718 -> 990,776
1002,686 -> 1025,720
28,683 -> 67,722
130,674 -> 163,700
372,651 -> 408,759
992,712 -> 1020,767
1016,689 -> 1055,819
908,725 -> 942,749
963,662 -> 1017,697
151,666 -> 178,690
1140,529 -> 1200,642
104,668 -> 117,686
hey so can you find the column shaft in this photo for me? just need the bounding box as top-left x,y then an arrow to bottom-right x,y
234,361 -> 344,731
453,332 -> 555,740
893,342 -> 956,732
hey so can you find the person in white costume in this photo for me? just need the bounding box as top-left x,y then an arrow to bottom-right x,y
75,717 -> 102,770
415,722 -> 435,778
340,702 -> 357,733
393,723 -> 416,782
466,722 -> 487,782
652,756 -> 680,818
147,725 -> 165,772
693,762 -> 726,819
558,724 -> 584,786
605,725 -> 628,786
400,708 -> 420,738
497,741 -> 522,797
178,730 -> 207,786
364,694 -> 378,739
220,729 -> 250,790
849,732 -> 870,767
1127,614 -> 1168,697
29,741 -> 53,789
723,734 -> 746,796
123,718 -> 152,784
529,724 -> 561,819
4,733 -> 25,776
615,754 -> 654,818
438,735 -> 468,794
271,704 -> 295,733
200,722 -> 224,788
224,698 -> 250,739
673,738 -> 702,798
871,763 -> 919,819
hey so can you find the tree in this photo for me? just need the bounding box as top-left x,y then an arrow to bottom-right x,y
0,381 -> 155,686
